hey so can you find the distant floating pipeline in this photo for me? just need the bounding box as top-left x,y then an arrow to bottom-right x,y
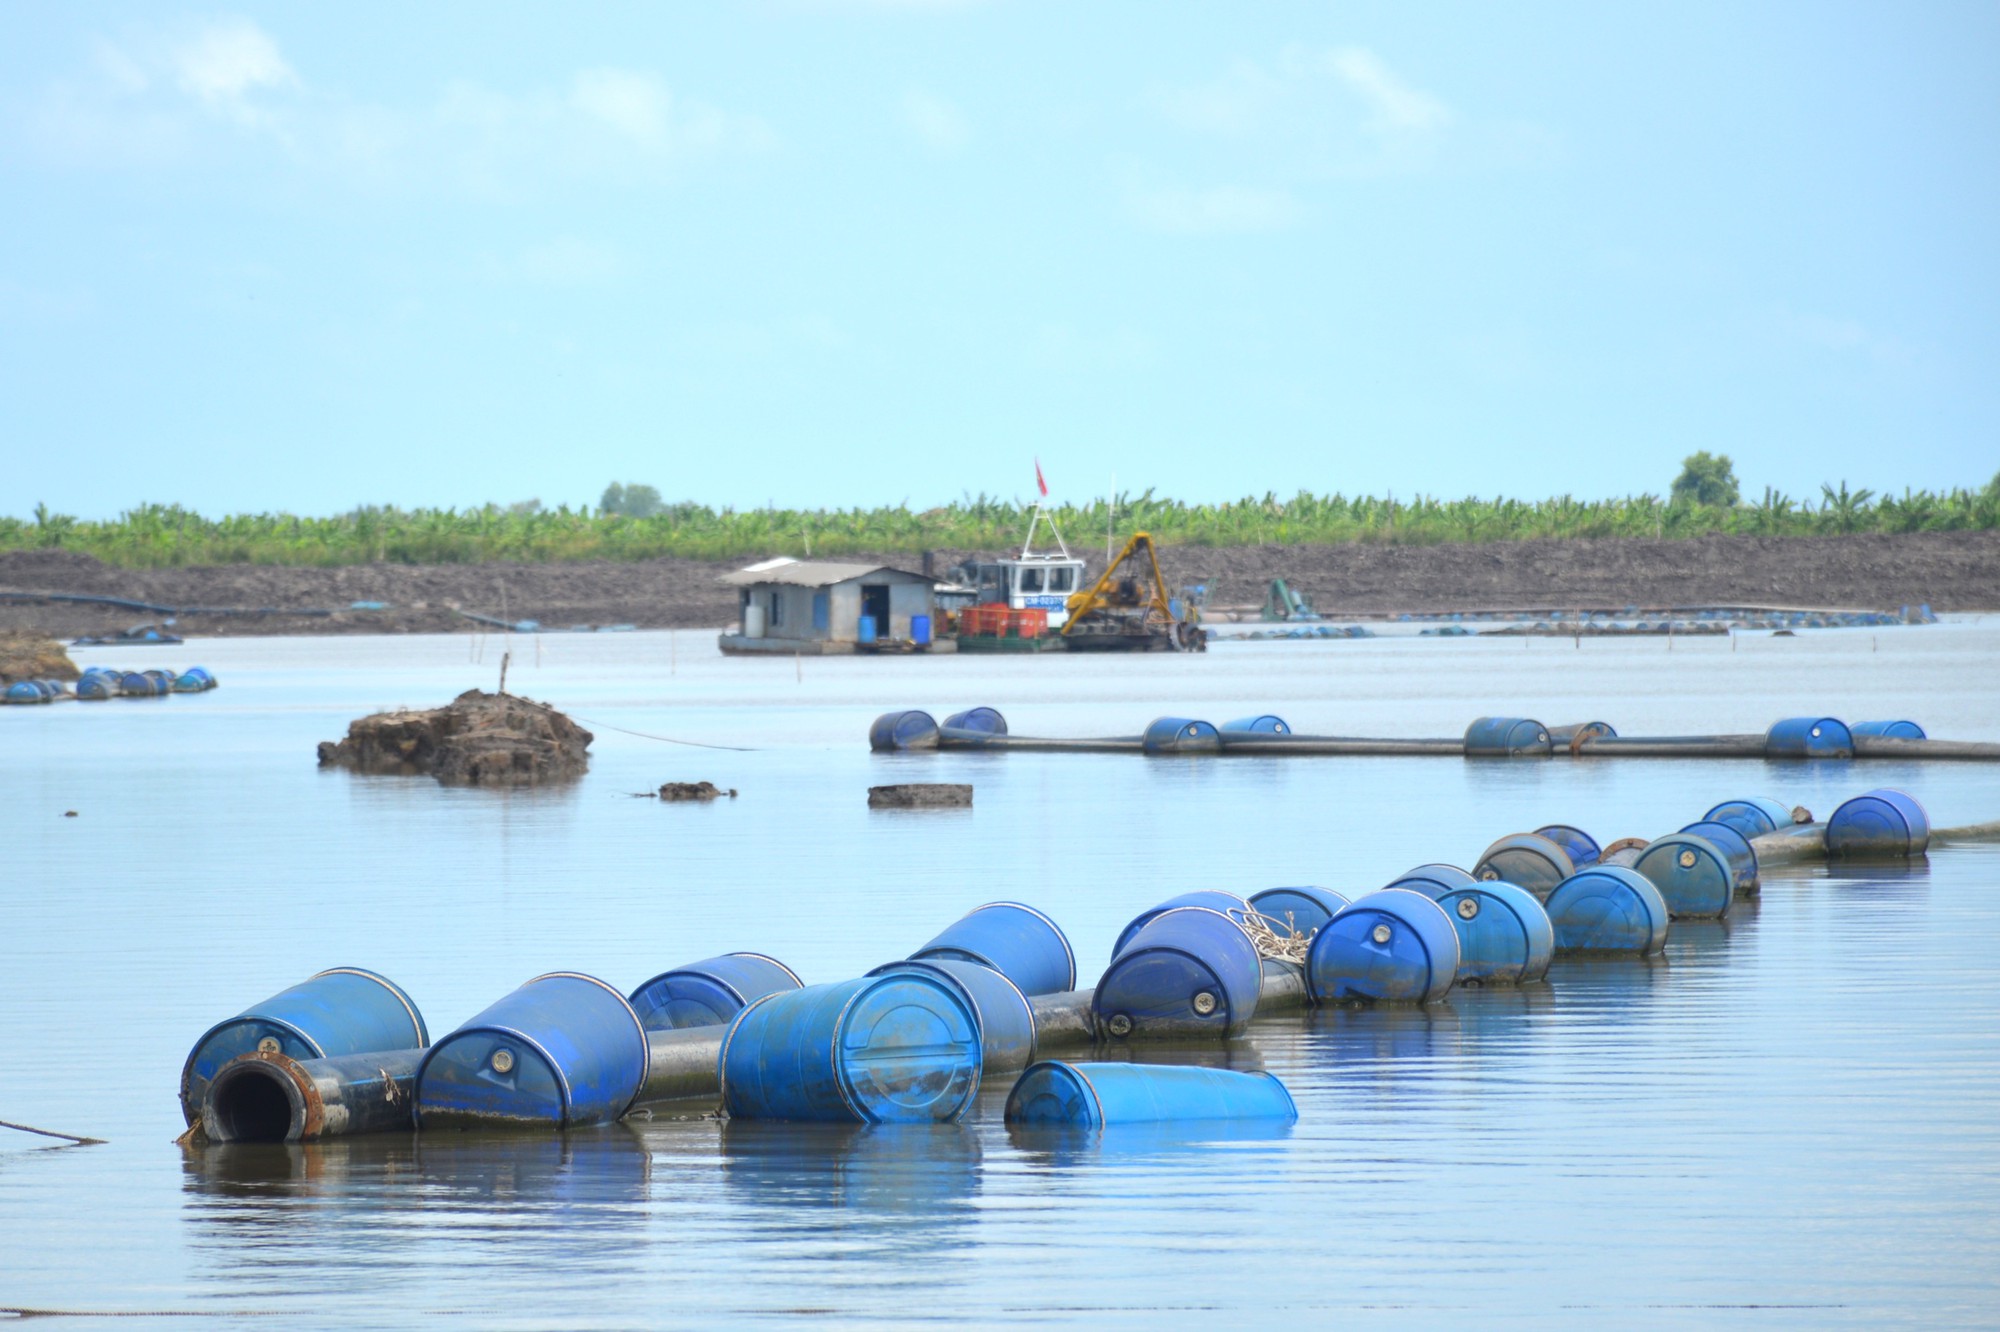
869,709 -> 2000,762
4,665 -> 217,703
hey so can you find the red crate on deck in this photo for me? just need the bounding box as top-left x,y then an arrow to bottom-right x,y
1009,609 -> 1049,639
962,604 -> 1010,637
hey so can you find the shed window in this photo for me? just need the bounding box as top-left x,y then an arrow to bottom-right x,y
769,590 -> 784,627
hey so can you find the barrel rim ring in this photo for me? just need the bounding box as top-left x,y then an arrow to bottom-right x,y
726,952 -> 806,988
525,971 -> 653,1108
969,901 -> 1078,990
310,966 -> 430,1046
874,958 -> 1038,1062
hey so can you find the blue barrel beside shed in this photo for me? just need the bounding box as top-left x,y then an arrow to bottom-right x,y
1005,1062 -> 1297,1127
1702,797 -> 1794,840
1765,717 -> 1854,759
1852,720 -> 1926,740
1247,886 -> 1350,937
1093,907 -> 1264,1039
1826,788 -> 1930,858
1544,867 -> 1670,954
910,901 -> 1076,996
868,957 -> 1037,1072
719,974 -> 983,1124
1464,717 -> 1553,757
1384,864 -> 1478,898
1306,889 -> 1460,1005
1111,891 -> 1251,958
415,973 -> 650,1130
1142,717 -> 1222,755
1534,825 -> 1603,868
1679,820 -> 1760,892
940,707 -> 1008,739
1633,834 -> 1735,918
1473,833 -> 1577,901
1220,715 -> 1290,735
869,710 -> 940,751
1432,881 -> 1555,985
180,967 -> 428,1125
628,953 -> 804,1032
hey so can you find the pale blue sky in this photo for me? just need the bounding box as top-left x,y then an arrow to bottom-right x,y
3,2 -> 1995,520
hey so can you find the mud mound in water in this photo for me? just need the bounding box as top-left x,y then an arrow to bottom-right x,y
0,630 -> 79,684
316,689 -> 592,786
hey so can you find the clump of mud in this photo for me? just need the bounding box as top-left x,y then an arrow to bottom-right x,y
0,630 -> 80,684
658,781 -> 736,801
316,689 -> 592,786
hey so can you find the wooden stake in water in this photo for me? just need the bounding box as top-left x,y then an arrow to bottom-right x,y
671,629 -> 677,676
498,651 -> 510,695
795,650 -> 802,683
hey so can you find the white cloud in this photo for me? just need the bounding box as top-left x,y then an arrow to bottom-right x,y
1125,183 -> 1302,235
572,68 -> 672,145
901,89 -> 969,153
173,19 -> 297,117
1153,44 -> 1454,165
1324,47 -> 1450,132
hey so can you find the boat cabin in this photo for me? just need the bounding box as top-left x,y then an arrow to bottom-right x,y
963,554 -> 1088,627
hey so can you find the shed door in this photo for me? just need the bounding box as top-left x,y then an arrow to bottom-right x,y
860,585 -> 891,641
812,593 -> 829,632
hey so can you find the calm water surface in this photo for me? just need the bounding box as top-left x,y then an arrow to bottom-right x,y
3,622 -> 1998,1328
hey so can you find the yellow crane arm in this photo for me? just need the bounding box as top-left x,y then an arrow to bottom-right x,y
1061,531 -> 1175,634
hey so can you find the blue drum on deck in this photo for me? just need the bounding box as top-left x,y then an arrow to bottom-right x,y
1247,887 -> 1350,936
1093,907 -> 1264,1039
1464,717 -> 1553,756
869,710 -> 940,751
1765,717 -> 1854,759
1432,881 -> 1555,985
1544,867 -> 1671,954
628,953 -> 804,1031
1111,891 -> 1250,957
1702,797 -> 1793,840
180,967 -> 427,1125
1826,788 -> 1929,858
1143,717 -> 1221,754
1473,833 -> 1577,901
719,974 -> 983,1123
416,973 -> 650,1130
1679,820 -> 1760,892
1005,1062 -> 1297,1127
1852,720 -> 1926,740
1220,715 -> 1290,735
1633,834 -> 1734,918
940,707 -> 1007,739
868,957 -> 1037,1072
1384,864 -> 1477,897
910,901 -> 1076,996
1534,825 -> 1602,868
1306,889 -> 1460,1005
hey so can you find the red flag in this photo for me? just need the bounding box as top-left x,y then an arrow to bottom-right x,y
1034,458 -> 1048,497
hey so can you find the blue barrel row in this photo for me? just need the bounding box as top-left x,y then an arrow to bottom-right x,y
5,666 -> 218,704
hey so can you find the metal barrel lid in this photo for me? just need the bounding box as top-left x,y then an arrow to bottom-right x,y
911,900 -> 1076,995
1434,881 -> 1556,985
1633,834 -> 1735,919
1246,886 -> 1350,936
1827,788 -> 1930,858
1472,833 -> 1577,901
1004,1061 -> 1297,1127
869,710 -> 940,751
1111,891 -> 1251,958
1384,864 -> 1478,898
1544,866 -> 1671,954
1306,889 -> 1461,1005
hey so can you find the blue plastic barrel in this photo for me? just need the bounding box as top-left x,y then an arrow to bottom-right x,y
1111,891 -> 1250,958
173,666 -> 216,692
1765,717 -> 1854,759
416,973 -> 650,1130
1544,867 -> 1671,954
1384,864 -> 1477,897
941,706 -> 1007,738
718,974 -> 983,1123
180,967 -> 428,1124
911,615 -> 931,646
1702,797 -> 1793,840
75,673 -> 116,700
628,952 -> 804,1031
869,710 -> 939,751
1143,717 -> 1221,754
1220,715 -> 1290,735
1306,889 -> 1460,1004
1852,720 -> 1925,740
1472,833 -> 1577,901
1433,882 -> 1555,985
1247,886 -> 1350,936
1533,825 -> 1602,868
1005,1062 -> 1297,1127
1463,717 -> 1553,756
1826,788 -> 1930,858
1678,820 -> 1760,893
1632,834 -> 1735,919
867,957 -> 1036,1072
4,681 -> 46,704
858,614 -> 879,644
910,901 -> 1076,996
1093,907 -> 1264,1038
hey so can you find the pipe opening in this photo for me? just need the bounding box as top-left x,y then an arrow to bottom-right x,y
207,1062 -> 302,1143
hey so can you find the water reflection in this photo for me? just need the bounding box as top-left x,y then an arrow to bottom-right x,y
1005,1115 -> 1294,1166
712,1119 -> 981,1224
1822,857 -> 1933,891
1299,1001 -> 1463,1070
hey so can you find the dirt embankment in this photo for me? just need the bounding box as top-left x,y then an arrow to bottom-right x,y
1,531 -> 1994,639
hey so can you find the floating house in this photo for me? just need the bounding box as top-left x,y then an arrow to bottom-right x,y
718,558 -> 944,655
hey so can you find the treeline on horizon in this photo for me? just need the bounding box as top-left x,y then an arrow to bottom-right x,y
6,477 -> 1997,569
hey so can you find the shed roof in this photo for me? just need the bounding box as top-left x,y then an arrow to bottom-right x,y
718,560 -> 936,588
